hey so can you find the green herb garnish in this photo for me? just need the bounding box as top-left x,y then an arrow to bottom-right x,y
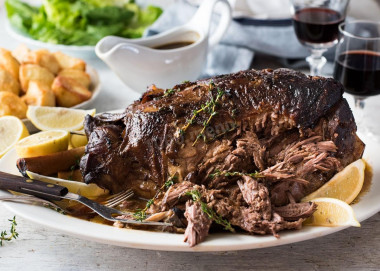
133,174 -> 177,221
164,174 -> 178,189
185,190 -> 235,233
0,216 -> 18,246
133,198 -> 154,221
209,170 -> 264,179
179,84 -> 225,145
163,88 -> 178,98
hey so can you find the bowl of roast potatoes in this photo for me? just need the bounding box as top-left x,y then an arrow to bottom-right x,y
0,45 -> 99,119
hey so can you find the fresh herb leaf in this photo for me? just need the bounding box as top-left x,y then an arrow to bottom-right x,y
133,210 -> 146,221
209,170 -> 264,179
192,88 -> 225,146
185,190 -> 235,233
179,84 -> 225,145
163,88 -> 178,98
133,174 -> 177,221
0,216 -> 18,246
164,175 -> 177,189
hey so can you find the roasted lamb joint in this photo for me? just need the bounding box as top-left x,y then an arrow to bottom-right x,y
80,68 -> 364,245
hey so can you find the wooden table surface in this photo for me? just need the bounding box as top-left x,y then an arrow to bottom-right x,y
1,207 -> 380,271
1,1 -> 380,270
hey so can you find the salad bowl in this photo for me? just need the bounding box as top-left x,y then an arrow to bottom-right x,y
4,0 -> 164,58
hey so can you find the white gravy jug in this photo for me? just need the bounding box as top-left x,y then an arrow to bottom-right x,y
95,0 -> 232,93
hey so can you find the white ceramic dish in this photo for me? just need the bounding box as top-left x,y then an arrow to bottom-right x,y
0,132 -> 378,252
5,20 -> 96,59
21,65 -> 101,132
96,0 -> 231,92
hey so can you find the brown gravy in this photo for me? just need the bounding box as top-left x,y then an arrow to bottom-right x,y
154,41 -> 194,50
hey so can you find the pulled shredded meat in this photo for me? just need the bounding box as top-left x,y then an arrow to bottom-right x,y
184,201 -> 212,247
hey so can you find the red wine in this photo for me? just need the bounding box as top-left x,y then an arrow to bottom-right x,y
333,51 -> 380,96
293,8 -> 344,44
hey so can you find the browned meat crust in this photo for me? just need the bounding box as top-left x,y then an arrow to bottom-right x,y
80,68 -> 365,246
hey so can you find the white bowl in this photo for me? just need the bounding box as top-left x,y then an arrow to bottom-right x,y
5,19 -> 96,58
3,0 -> 172,58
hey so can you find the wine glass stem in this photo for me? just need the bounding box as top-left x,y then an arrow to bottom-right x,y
354,96 -> 365,127
306,49 -> 327,76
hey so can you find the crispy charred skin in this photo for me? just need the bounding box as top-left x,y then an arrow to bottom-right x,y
80,69 -> 364,203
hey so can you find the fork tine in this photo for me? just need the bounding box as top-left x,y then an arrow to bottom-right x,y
104,189 -> 133,201
102,189 -> 134,208
107,189 -> 133,203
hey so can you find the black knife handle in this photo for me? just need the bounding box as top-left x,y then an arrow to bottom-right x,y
0,171 -> 68,201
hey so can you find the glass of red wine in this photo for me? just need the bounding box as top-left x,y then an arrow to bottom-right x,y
333,20 -> 380,136
290,0 -> 349,76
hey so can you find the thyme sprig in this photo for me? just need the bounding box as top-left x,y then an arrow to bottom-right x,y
179,83 -> 225,145
192,88 -> 225,146
163,88 -> 178,98
133,174 -> 178,221
185,190 -> 235,233
133,198 -> 155,221
0,216 -> 18,246
164,174 -> 177,189
209,170 -> 264,179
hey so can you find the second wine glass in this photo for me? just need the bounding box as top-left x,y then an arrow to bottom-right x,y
290,0 -> 349,76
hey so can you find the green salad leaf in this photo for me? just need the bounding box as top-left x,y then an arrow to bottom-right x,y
5,0 -> 38,32
5,0 -> 163,45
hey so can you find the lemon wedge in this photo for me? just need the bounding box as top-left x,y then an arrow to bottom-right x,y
26,106 -> 96,131
302,159 -> 365,204
0,116 -> 29,158
70,132 -> 88,148
15,130 -> 69,158
304,197 -> 360,227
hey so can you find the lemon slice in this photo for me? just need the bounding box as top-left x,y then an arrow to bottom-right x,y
26,106 -> 96,131
0,116 -> 29,158
302,159 -> 365,204
304,197 -> 360,227
15,130 -> 69,158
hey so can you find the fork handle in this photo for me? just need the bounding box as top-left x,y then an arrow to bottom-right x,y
0,171 -> 68,201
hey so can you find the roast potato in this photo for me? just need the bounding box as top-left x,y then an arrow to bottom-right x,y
19,64 -> 55,93
0,92 -> 27,118
53,52 -> 86,71
0,68 -> 20,95
23,49 -> 60,74
12,44 -> 30,64
22,80 -> 56,107
52,76 -> 92,107
58,68 -> 91,88
0,48 -> 20,80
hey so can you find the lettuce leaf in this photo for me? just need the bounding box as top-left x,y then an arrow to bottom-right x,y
5,0 -> 162,45
5,0 -> 38,33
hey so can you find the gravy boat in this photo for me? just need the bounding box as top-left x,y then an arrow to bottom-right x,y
95,0 -> 232,93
